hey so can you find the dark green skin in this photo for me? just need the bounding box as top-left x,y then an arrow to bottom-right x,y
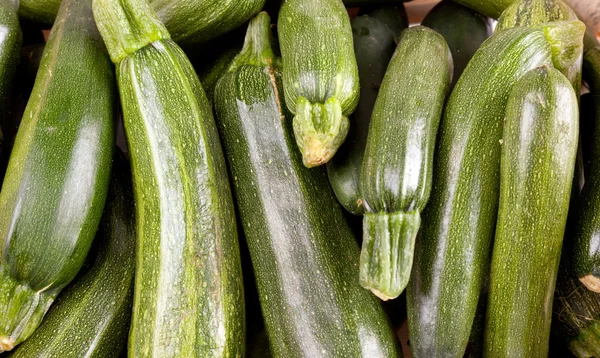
197,46 -> 242,104
9,150 -> 136,358
359,26 -> 453,300
1,43 -> 45,181
0,0 -> 21,180
327,5 -> 407,216
485,66 -> 578,358
214,12 -> 402,358
0,0 -> 116,351
406,27 -> 553,358
422,0 -> 492,88
151,0 -> 266,46
572,47 -> 600,289
18,0 -> 60,26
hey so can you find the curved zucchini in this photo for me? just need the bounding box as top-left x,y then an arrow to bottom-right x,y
406,23 -> 583,358
359,26 -> 453,300
93,0 -> 245,356
422,0 -> 492,88
9,150 -> 135,358
0,0 -> 116,351
484,66 -> 579,357
18,0 -> 60,26
0,0 -> 21,179
278,0 -> 359,168
214,13 -> 402,357
326,5 -> 407,216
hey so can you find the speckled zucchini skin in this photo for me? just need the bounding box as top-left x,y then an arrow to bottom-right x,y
406,26 -> 555,358
326,5 -> 407,215
278,0 -> 360,167
359,26 -> 452,300
9,150 -> 136,358
93,0 -> 245,356
450,0 -> 515,18
484,66 -> 578,358
214,13 -> 402,358
0,0 -> 115,351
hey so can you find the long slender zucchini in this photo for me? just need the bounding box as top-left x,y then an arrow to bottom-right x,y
9,150 -> 136,358
484,66 -> 579,357
0,0 -> 21,179
422,1 -> 492,88
359,26 -> 452,300
214,13 -> 402,357
0,0 -> 116,351
326,5 -> 407,216
93,0 -> 245,356
406,22 -> 584,357
278,0 -> 359,168
18,0 -> 60,26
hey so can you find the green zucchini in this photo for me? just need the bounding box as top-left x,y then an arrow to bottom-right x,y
214,12 -> 402,357
9,150 -> 135,358
326,5 -> 407,215
278,0 -> 359,168
422,0 -> 492,88
93,0 -> 245,356
18,0 -> 60,27
406,22 -> 584,357
484,66 -> 579,357
197,46 -> 242,105
450,0 -> 515,18
0,0 -> 21,178
359,26 -> 453,300
0,0 -> 116,351
580,93 -> 596,174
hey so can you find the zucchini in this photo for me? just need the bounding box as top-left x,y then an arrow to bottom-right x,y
278,0 -> 360,168
406,22 -> 583,357
326,5 -> 407,215
92,0 -> 245,356
450,0 -> 515,18
9,150 -> 135,358
422,0 -> 492,88
359,26 -> 453,300
0,0 -> 115,351
0,0 -> 21,179
214,12 -> 402,357
484,66 -> 579,357
18,0 -> 60,27
197,45 -> 242,105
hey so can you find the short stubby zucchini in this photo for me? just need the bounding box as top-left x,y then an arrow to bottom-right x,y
93,0 -> 245,356
326,5 -> 408,215
214,12 -> 402,358
485,66 -> 579,358
359,26 -> 453,300
278,0 -> 360,167
0,0 -> 115,351
9,150 -> 136,358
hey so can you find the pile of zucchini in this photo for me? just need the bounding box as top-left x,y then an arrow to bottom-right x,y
1,0 -> 600,356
